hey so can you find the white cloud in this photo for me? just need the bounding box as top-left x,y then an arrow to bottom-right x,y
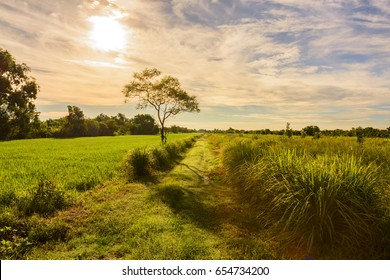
1,0 -> 389,129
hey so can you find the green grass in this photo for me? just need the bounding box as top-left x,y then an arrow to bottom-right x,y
2,133 -> 389,260
0,134 -> 196,196
21,137 -> 275,260
0,133 -> 198,259
220,134 -> 390,259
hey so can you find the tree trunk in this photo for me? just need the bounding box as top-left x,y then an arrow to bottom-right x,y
160,125 -> 167,143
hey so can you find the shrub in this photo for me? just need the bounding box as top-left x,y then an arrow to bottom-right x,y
123,148 -> 151,180
184,138 -> 195,149
18,179 -> 68,217
150,147 -> 171,171
164,142 -> 181,160
0,189 -> 16,207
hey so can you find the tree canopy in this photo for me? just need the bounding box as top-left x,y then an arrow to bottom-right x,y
130,114 -> 159,135
62,105 -> 87,137
122,68 -> 200,142
0,48 -> 39,140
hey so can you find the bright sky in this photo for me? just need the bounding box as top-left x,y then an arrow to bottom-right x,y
1,0 -> 389,130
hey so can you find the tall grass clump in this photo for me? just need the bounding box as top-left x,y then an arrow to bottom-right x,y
268,151 -> 386,257
221,137 -> 389,258
222,140 -> 262,171
123,148 -> 151,180
164,142 -> 181,160
150,147 -> 171,171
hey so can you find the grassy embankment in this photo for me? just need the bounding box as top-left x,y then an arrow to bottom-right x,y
216,134 -> 390,259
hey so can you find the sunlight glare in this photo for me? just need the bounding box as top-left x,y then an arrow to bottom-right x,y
89,16 -> 127,51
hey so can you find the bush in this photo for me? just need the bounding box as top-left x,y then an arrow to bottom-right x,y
0,189 -> 16,207
18,179 -> 68,217
124,148 -> 151,180
164,142 -> 181,160
150,147 -> 171,171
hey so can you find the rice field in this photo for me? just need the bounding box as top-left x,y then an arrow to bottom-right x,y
0,134 -> 196,196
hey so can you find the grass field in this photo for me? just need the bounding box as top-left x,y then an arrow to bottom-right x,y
1,133 -> 389,260
0,134 -> 196,196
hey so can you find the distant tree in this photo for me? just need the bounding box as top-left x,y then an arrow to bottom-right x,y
123,68 -> 200,143
95,113 -> 110,123
130,114 -> 159,135
63,105 -> 87,137
0,48 -> 39,140
169,125 -> 190,133
355,126 -> 364,144
285,122 -> 293,138
264,129 -> 271,135
93,114 -> 116,136
44,117 -> 66,137
226,127 -> 238,134
85,119 -> 100,136
98,122 -> 112,136
115,113 -> 130,135
302,125 -> 320,136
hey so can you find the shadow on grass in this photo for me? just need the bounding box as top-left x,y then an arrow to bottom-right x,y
150,183 -> 275,259
150,185 -> 220,231
179,163 -> 204,178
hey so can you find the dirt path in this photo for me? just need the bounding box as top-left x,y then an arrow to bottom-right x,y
148,137 -> 275,259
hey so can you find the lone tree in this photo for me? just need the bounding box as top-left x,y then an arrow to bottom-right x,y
123,68 -> 200,142
0,48 -> 39,140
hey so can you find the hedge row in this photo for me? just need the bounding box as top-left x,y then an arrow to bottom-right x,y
123,137 -> 198,180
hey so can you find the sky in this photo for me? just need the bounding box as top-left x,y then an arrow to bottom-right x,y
1,0 -> 389,130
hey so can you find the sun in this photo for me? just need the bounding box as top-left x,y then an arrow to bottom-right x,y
88,16 -> 127,51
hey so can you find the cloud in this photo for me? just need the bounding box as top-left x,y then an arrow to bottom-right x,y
39,111 -> 68,119
1,0 -> 389,129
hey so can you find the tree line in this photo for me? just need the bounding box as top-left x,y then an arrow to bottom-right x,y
36,106 -> 159,138
216,125 -> 390,138
32,105 -> 196,138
